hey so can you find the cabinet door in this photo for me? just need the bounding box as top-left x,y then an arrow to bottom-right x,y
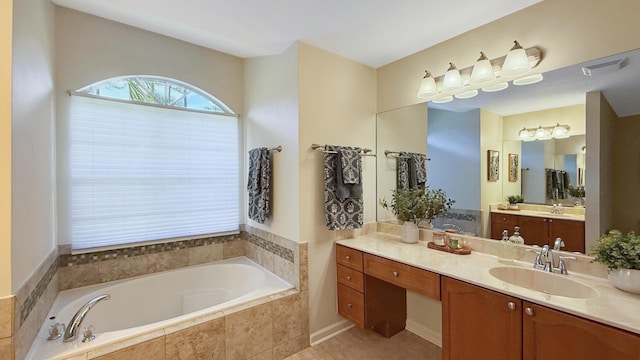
523,302 -> 640,359
442,277 -> 522,360
517,215 -> 548,247
548,219 -> 585,253
337,283 -> 365,329
491,213 -> 519,240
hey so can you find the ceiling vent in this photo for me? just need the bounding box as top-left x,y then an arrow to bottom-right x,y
582,58 -> 627,76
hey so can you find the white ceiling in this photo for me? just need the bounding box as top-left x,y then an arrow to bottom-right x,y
51,0 -> 541,68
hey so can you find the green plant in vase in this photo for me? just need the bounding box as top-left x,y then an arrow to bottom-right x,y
506,194 -> 524,208
568,185 -> 586,207
380,187 -> 455,227
590,230 -> 640,294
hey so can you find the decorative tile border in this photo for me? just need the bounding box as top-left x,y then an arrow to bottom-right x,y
243,232 -> 294,263
59,234 -> 241,266
19,258 -> 58,326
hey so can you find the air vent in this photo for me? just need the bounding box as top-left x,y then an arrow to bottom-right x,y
582,58 -> 626,76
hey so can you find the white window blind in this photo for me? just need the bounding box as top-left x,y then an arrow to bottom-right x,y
68,95 -> 239,249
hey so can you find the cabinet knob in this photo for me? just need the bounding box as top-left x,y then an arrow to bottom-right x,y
525,307 -> 534,316
507,302 -> 516,310
346,275 -> 352,281
502,217 -> 506,221
345,255 -> 351,260
392,271 -> 399,277
347,303 -> 353,308
549,219 -> 553,223
543,219 -> 547,222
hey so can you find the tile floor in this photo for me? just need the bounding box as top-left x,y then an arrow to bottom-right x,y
284,328 -> 442,360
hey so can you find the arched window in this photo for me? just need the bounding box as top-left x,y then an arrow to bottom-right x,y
65,76 -> 238,250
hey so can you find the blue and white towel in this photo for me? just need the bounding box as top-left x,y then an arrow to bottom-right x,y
248,147 -> 271,223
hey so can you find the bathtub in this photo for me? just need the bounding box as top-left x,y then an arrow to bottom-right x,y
27,256 -> 294,360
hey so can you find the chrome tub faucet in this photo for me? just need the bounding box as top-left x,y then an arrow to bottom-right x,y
63,294 -> 110,342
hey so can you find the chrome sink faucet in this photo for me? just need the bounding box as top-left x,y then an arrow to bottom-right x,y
529,242 -> 575,275
63,294 -> 110,342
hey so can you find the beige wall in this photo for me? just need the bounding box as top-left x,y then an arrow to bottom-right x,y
613,114 -> 640,233
586,92 -> 617,249
377,0 -> 640,113
55,7 -> 244,245
297,42 -> 377,335
503,104 -> 586,141
244,44 -> 300,241
480,109 -> 504,237
376,103 -> 427,221
0,0 -> 12,297
11,0 -> 56,292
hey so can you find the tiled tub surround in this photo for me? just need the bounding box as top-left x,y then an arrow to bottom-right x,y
28,257 -> 301,360
14,228 -> 308,360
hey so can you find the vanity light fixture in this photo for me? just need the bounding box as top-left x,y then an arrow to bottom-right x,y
416,40 -> 542,101
518,123 -> 571,141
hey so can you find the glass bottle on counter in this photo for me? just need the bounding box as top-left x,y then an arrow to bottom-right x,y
509,226 -> 525,245
498,229 -> 514,263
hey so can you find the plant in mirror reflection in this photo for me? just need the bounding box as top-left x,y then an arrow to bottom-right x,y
506,194 -> 524,205
380,187 -> 455,226
590,230 -> 640,271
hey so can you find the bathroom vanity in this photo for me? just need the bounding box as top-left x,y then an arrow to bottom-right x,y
336,232 -> 640,359
490,207 -> 585,253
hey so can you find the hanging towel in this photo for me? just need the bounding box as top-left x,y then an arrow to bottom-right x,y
336,147 -> 363,200
324,145 -> 363,230
546,168 -> 555,199
339,148 -> 361,184
397,152 -> 427,190
397,152 -> 411,190
247,147 -> 271,223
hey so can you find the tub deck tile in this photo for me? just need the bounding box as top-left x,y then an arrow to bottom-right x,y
225,302 -> 273,360
89,336 -> 165,360
165,317 -> 225,360
86,329 -> 165,359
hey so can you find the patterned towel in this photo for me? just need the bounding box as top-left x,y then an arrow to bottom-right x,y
247,147 -> 271,223
339,148 -> 361,184
324,145 -> 363,230
397,152 -> 427,190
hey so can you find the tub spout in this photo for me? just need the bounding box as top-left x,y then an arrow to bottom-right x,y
63,294 -> 110,342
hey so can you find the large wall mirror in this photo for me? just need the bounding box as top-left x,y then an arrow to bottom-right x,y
376,48 -> 640,253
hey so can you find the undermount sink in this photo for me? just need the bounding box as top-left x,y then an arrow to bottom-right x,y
489,266 -> 598,299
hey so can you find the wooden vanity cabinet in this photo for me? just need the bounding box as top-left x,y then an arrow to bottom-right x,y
490,212 -> 585,252
336,245 -> 365,329
443,277 -> 640,360
490,213 -> 519,240
523,302 -> 640,359
442,277 -> 522,360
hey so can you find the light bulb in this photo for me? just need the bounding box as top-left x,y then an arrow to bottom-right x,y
442,63 -> 463,92
417,70 -> 438,98
501,41 -> 531,78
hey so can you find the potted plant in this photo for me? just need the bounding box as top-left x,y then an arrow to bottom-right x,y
590,230 -> 640,294
506,194 -> 524,209
568,185 -> 586,207
380,187 -> 455,243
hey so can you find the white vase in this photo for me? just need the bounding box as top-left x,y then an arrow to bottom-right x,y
401,221 -> 419,244
609,268 -> 640,294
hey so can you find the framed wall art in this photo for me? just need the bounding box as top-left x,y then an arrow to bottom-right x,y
508,153 -> 519,182
488,150 -> 499,182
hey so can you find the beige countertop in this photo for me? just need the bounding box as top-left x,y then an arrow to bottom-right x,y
336,232 -> 640,336
491,208 -> 585,222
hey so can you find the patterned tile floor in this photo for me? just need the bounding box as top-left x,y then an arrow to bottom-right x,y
285,328 -> 442,360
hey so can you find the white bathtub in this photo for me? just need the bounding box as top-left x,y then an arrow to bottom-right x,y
27,256 -> 293,360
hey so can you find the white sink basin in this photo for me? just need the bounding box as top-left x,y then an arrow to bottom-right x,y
489,266 -> 598,299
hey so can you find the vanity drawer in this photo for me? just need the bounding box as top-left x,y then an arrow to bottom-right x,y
337,283 -> 365,328
364,254 -> 441,300
337,264 -> 364,292
336,245 -> 363,271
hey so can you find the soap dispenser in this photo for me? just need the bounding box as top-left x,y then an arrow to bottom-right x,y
509,226 -> 525,245
498,229 -> 514,263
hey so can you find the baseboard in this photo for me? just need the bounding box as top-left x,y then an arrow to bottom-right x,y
309,319 -> 354,346
405,319 -> 442,347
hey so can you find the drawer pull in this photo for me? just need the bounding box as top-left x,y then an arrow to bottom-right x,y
345,255 -> 351,260
392,271 -> 399,277
346,275 -> 352,281
347,303 -> 353,308
549,219 -> 553,223
525,307 -> 534,316
507,302 -> 516,310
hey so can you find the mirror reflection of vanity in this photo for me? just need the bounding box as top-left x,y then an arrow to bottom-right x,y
376,48 -> 640,254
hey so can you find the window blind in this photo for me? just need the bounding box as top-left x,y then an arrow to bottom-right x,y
68,95 -> 239,249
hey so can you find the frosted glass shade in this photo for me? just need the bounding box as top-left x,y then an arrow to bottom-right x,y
518,128 -> 535,141
501,41 -> 531,77
470,52 -> 495,85
417,72 -> 438,98
535,126 -> 552,140
432,95 -> 453,103
442,63 -> 464,92
552,123 -> 570,138
513,73 -> 544,86
454,89 -> 478,99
